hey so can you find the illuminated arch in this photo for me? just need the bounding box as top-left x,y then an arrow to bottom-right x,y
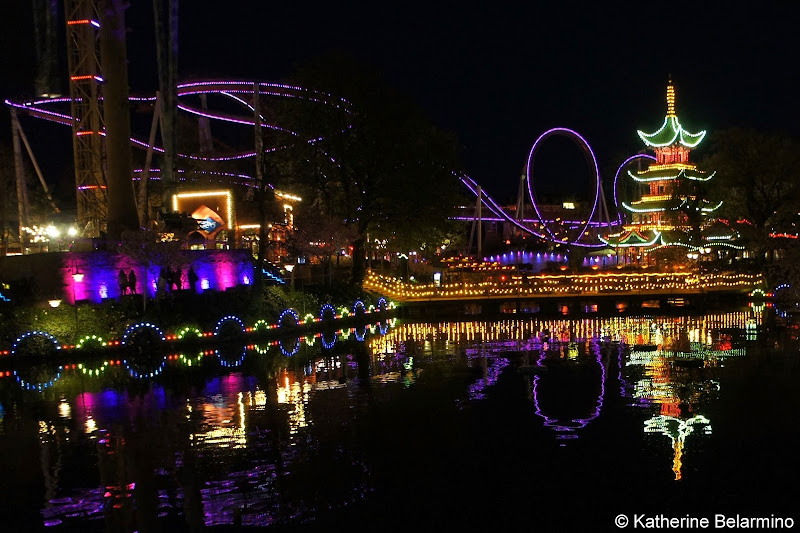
176,326 -> 203,341
11,330 -> 61,356
278,308 -> 300,328
253,319 -> 271,332
527,128 -> 600,243
320,304 -> 336,323
122,322 -> 165,345
214,315 -> 245,336
75,334 -> 106,349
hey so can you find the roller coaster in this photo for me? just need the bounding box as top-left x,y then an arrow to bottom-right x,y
6,81 -> 650,248
5,80 -> 352,187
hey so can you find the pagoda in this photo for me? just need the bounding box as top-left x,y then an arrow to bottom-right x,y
602,79 -> 730,259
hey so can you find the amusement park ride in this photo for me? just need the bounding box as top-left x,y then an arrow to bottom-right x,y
5,1 -> 741,269
6,0 -> 325,254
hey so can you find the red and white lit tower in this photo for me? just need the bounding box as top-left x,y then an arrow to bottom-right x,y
65,0 -> 106,237
65,0 -> 139,240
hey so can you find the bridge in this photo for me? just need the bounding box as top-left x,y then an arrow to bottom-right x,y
364,269 -> 763,305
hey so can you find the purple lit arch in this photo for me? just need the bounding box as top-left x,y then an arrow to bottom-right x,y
526,127 -> 600,244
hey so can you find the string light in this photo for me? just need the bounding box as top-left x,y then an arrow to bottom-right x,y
365,270 -> 762,302
214,315 -> 245,336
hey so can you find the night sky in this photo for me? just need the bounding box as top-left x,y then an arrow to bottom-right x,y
2,1 -> 798,203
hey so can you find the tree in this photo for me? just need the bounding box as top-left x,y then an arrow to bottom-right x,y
270,53 -> 467,286
119,229 -> 183,312
286,203 -> 356,285
702,128 -> 800,265
0,143 -> 17,254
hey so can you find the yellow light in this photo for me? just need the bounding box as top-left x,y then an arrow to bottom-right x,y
275,191 -> 302,202
172,190 -> 234,231
666,80 -> 676,117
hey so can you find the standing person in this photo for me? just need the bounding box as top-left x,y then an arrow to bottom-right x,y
128,269 -> 137,295
118,269 -> 128,296
188,266 -> 199,293
157,270 -> 167,299
164,267 -> 174,294
171,267 -> 180,291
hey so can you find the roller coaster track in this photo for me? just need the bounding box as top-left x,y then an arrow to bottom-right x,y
7,82 -> 655,248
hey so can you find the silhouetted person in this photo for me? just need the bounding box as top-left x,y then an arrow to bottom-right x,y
164,267 -> 174,294
157,271 -> 167,299
188,266 -> 199,293
170,267 -> 180,291
128,269 -> 137,294
118,269 -> 128,296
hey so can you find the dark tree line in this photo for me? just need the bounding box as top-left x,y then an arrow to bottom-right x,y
266,54 -> 467,286
701,127 -> 800,294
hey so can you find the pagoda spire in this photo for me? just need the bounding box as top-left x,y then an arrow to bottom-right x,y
666,76 -> 676,118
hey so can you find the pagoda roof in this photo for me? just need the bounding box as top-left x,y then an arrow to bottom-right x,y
600,229 -> 663,248
638,116 -> 706,148
637,79 -> 706,148
623,199 -> 682,213
629,167 -> 716,182
623,197 -> 723,214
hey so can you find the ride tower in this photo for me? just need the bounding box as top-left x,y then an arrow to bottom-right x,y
65,0 -> 106,237
601,79 -> 730,263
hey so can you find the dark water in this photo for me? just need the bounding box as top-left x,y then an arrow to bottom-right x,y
1,312 -> 798,532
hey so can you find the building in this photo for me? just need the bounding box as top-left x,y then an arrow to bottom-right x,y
601,79 -> 738,263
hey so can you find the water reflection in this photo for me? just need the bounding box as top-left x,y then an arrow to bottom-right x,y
532,340 -> 607,443
644,415 -> 712,480
0,310 -> 782,531
622,342 -> 726,480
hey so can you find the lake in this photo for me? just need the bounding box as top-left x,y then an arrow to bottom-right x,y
1,310 -> 797,532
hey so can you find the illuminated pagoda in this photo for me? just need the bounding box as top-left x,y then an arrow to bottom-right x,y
602,79 -> 735,261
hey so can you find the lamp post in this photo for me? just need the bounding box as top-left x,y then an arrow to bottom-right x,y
71,269 -> 84,339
